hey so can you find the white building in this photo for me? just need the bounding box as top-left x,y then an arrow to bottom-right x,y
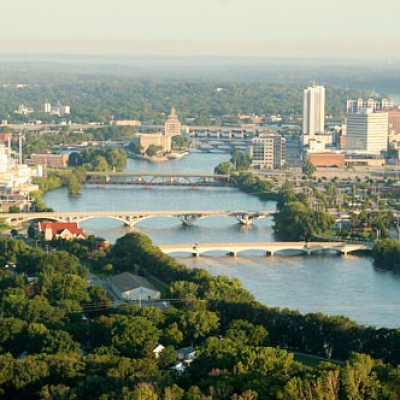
302,85 -> 325,146
250,135 -> 286,170
44,102 -> 71,116
0,143 -> 37,194
15,104 -> 34,115
346,98 -> 393,114
110,272 -> 161,301
346,111 -> 389,154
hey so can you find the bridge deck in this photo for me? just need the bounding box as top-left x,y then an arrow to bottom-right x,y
4,210 -> 276,227
159,241 -> 373,256
85,172 -> 231,178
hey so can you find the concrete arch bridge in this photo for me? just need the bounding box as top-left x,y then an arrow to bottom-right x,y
5,210 -> 276,228
159,241 -> 373,257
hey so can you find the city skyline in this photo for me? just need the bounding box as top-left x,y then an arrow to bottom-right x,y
1,0 -> 400,59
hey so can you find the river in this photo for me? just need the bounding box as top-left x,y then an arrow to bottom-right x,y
43,152 -> 400,328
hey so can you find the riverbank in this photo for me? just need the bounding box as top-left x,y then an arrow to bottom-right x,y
36,153 -> 400,328
128,153 -> 169,163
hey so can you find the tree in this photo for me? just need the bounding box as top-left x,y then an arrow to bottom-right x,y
128,142 -> 143,154
162,322 -> 184,347
111,316 -> 160,357
214,161 -> 233,175
107,148 -> 127,171
226,319 -> 269,347
372,238 -> 400,270
171,135 -> 188,148
302,160 -> 316,178
179,310 -> 219,342
163,384 -> 184,400
274,200 -> 334,241
33,330 -> 80,355
92,155 -> 108,171
146,145 -> 163,157
68,174 -> 82,195
158,346 -> 177,370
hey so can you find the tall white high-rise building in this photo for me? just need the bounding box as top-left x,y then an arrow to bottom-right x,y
346,111 -> 389,154
302,85 -> 325,146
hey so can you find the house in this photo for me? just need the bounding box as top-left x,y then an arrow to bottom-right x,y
38,222 -> 86,241
177,346 -> 196,361
109,272 -> 161,301
170,361 -> 188,374
152,344 -> 165,359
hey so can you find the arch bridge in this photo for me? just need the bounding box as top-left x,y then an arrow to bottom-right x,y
159,241 -> 373,257
85,172 -> 236,187
4,210 -> 276,228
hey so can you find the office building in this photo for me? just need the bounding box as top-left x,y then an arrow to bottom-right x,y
250,135 -> 286,170
346,98 -> 393,114
346,111 -> 389,154
302,85 -> 325,146
44,102 -> 71,116
387,108 -> 400,133
29,153 -> 69,168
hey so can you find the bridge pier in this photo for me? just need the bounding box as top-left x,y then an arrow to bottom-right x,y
236,217 -> 253,225
122,216 -> 143,227
178,215 -> 200,226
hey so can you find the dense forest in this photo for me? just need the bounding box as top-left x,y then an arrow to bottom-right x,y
1,232 -> 400,399
0,68 -> 384,125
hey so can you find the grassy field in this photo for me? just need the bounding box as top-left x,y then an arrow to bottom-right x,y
293,352 -> 344,369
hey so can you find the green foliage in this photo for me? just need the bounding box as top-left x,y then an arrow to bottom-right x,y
180,310 -> 219,342
214,161 -> 233,175
302,159 -> 317,178
146,144 -> 163,156
2,227 -> 400,398
128,141 -> 143,154
231,149 -> 251,172
225,320 -> 269,347
274,200 -> 334,241
68,174 -> 82,195
372,238 -> 400,270
111,316 -> 161,357
171,135 -> 189,148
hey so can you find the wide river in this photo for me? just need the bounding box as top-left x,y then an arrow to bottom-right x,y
43,152 -> 400,328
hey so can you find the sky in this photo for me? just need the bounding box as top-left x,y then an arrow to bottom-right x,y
2,0 -> 400,58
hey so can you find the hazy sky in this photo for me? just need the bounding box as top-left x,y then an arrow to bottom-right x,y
2,0 -> 400,58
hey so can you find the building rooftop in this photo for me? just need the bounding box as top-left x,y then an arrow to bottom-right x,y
110,272 -> 158,293
38,222 -> 84,236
